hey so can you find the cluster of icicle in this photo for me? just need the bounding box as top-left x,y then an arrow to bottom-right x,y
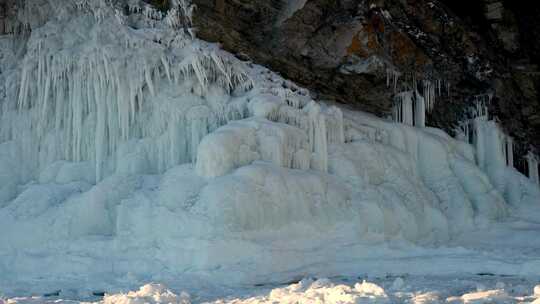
1,0 -> 258,182
195,70 -> 346,177
389,71 -> 538,186
1,0 -> 348,183
456,94 -> 539,185
386,68 -> 401,93
457,94 -> 493,143
391,78 -> 449,128
262,79 -> 347,172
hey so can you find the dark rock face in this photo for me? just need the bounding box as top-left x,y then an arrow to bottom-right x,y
192,0 -> 540,161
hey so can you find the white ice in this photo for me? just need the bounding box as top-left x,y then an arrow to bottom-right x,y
4,278 -> 540,303
0,0 -> 539,301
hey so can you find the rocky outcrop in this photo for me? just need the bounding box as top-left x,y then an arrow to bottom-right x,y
191,0 -> 540,165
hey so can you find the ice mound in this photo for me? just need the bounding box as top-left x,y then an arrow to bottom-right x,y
208,278 -> 389,304
447,289 -> 512,304
102,283 -> 191,304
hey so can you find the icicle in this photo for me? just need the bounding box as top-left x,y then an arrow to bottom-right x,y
423,80 -> 436,113
414,90 -> 426,128
306,102 -> 328,172
526,152 -> 540,186
392,96 -> 400,123
470,94 -> 491,121
456,120 -> 471,143
473,118 -> 486,169
325,106 -> 345,144
393,91 -> 415,126
394,91 -> 414,126
393,71 -> 399,93
187,106 -> 211,163
506,136 -> 514,168
402,95 -> 413,126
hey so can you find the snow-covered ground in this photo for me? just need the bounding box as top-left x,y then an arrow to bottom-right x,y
3,275 -> 540,303
3,203 -> 540,303
1,0 -> 540,303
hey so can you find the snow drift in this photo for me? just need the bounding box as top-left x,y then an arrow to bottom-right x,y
0,0 -> 539,293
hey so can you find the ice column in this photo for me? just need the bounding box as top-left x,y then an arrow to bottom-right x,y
473,118 -> 486,170
326,106 -> 345,144
526,152 -> 539,186
402,93 -> 414,126
458,121 -> 471,143
423,80 -> 436,112
474,94 -> 491,121
307,102 -> 328,172
386,68 -> 400,92
414,91 -> 426,128
394,91 -> 414,126
187,106 -> 211,163
506,136 -> 514,168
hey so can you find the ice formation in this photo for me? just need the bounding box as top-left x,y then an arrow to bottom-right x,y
0,0 -> 539,294
391,78 -> 447,128
392,90 -> 425,127
385,68 -> 401,93
2,0 -> 252,183
209,278 -> 391,304
506,136 -> 514,167
526,152 -> 540,185
101,283 -> 191,304
453,93 -> 539,191
6,278 -> 540,303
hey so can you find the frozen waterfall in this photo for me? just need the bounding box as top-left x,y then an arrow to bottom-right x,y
0,0 -> 539,291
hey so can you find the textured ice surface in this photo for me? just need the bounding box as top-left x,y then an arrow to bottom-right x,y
4,278 -> 540,303
0,0 -> 540,298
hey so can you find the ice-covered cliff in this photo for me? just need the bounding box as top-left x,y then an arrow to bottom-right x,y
0,0 -> 539,294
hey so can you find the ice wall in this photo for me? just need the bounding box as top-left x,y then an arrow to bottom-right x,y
0,0 -> 539,290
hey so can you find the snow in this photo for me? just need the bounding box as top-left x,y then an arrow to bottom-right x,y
210,279 -> 391,304
101,284 -> 191,304
0,0 -> 540,302
4,277 -> 540,303
448,289 -> 512,303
